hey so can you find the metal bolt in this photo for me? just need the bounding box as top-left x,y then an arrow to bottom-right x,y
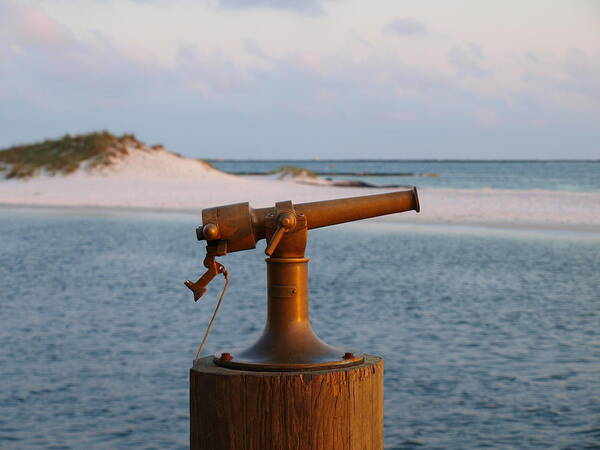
202,223 -> 220,241
278,212 -> 297,229
219,352 -> 233,361
343,352 -> 355,360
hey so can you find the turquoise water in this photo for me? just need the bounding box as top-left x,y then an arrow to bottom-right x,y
1,209 -> 599,448
210,160 -> 600,192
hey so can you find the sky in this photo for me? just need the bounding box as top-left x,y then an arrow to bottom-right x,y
0,0 -> 599,159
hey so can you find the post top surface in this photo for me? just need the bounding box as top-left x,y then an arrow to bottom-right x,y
191,354 -> 383,376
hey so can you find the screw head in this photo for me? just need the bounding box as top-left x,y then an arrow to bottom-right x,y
219,352 -> 233,361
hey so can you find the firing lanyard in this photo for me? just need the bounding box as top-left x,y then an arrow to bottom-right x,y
194,267 -> 230,361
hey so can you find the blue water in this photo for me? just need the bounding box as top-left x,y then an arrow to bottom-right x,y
1,209 -> 599,449
210,160 -> 600,192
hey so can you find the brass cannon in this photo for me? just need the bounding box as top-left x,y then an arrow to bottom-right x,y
185,188 -> 420,371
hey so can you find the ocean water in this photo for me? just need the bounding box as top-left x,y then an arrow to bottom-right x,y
1,209 -> 599,449
210,160 -> 600,192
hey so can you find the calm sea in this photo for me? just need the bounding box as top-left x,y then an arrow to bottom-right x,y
1,208 -> 599,449
210,160 -> 600,192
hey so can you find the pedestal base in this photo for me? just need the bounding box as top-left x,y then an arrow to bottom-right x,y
190,355 -> 384,450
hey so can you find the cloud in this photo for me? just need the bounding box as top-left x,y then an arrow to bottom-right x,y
243,39 -> 265,58
1,1 -> 598,158
217,0 -> 323,15
383,17 -> 427,37
0,1 -> 72,49
173,41 -> 252,100
0,1 -> 171,112
563,47 -> 600,100
521,47 -> 600,111
449,43 -> 492,79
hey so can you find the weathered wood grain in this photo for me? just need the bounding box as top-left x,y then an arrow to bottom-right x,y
190,355 -> 384,450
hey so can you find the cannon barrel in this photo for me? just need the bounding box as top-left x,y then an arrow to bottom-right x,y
295,187 -> 419,230
250,187 -> 419,239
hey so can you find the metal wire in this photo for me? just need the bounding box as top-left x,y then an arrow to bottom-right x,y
194,268 -> 230,361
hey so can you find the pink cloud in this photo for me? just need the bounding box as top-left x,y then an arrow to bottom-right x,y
0,1 -> 71,48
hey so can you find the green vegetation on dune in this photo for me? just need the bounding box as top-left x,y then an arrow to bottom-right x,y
0,131 -> 146,179
270,166 -> 318,179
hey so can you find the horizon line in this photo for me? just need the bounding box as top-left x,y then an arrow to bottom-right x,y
206,158 -> 600,163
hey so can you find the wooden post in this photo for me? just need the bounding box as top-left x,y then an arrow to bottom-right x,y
190,355 -> 384,450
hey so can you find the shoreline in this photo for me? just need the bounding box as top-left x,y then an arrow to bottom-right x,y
2,201 -> 599,237
2,155 -> 599,235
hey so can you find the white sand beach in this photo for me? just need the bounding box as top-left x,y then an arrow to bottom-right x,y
1,146 -> 599,232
